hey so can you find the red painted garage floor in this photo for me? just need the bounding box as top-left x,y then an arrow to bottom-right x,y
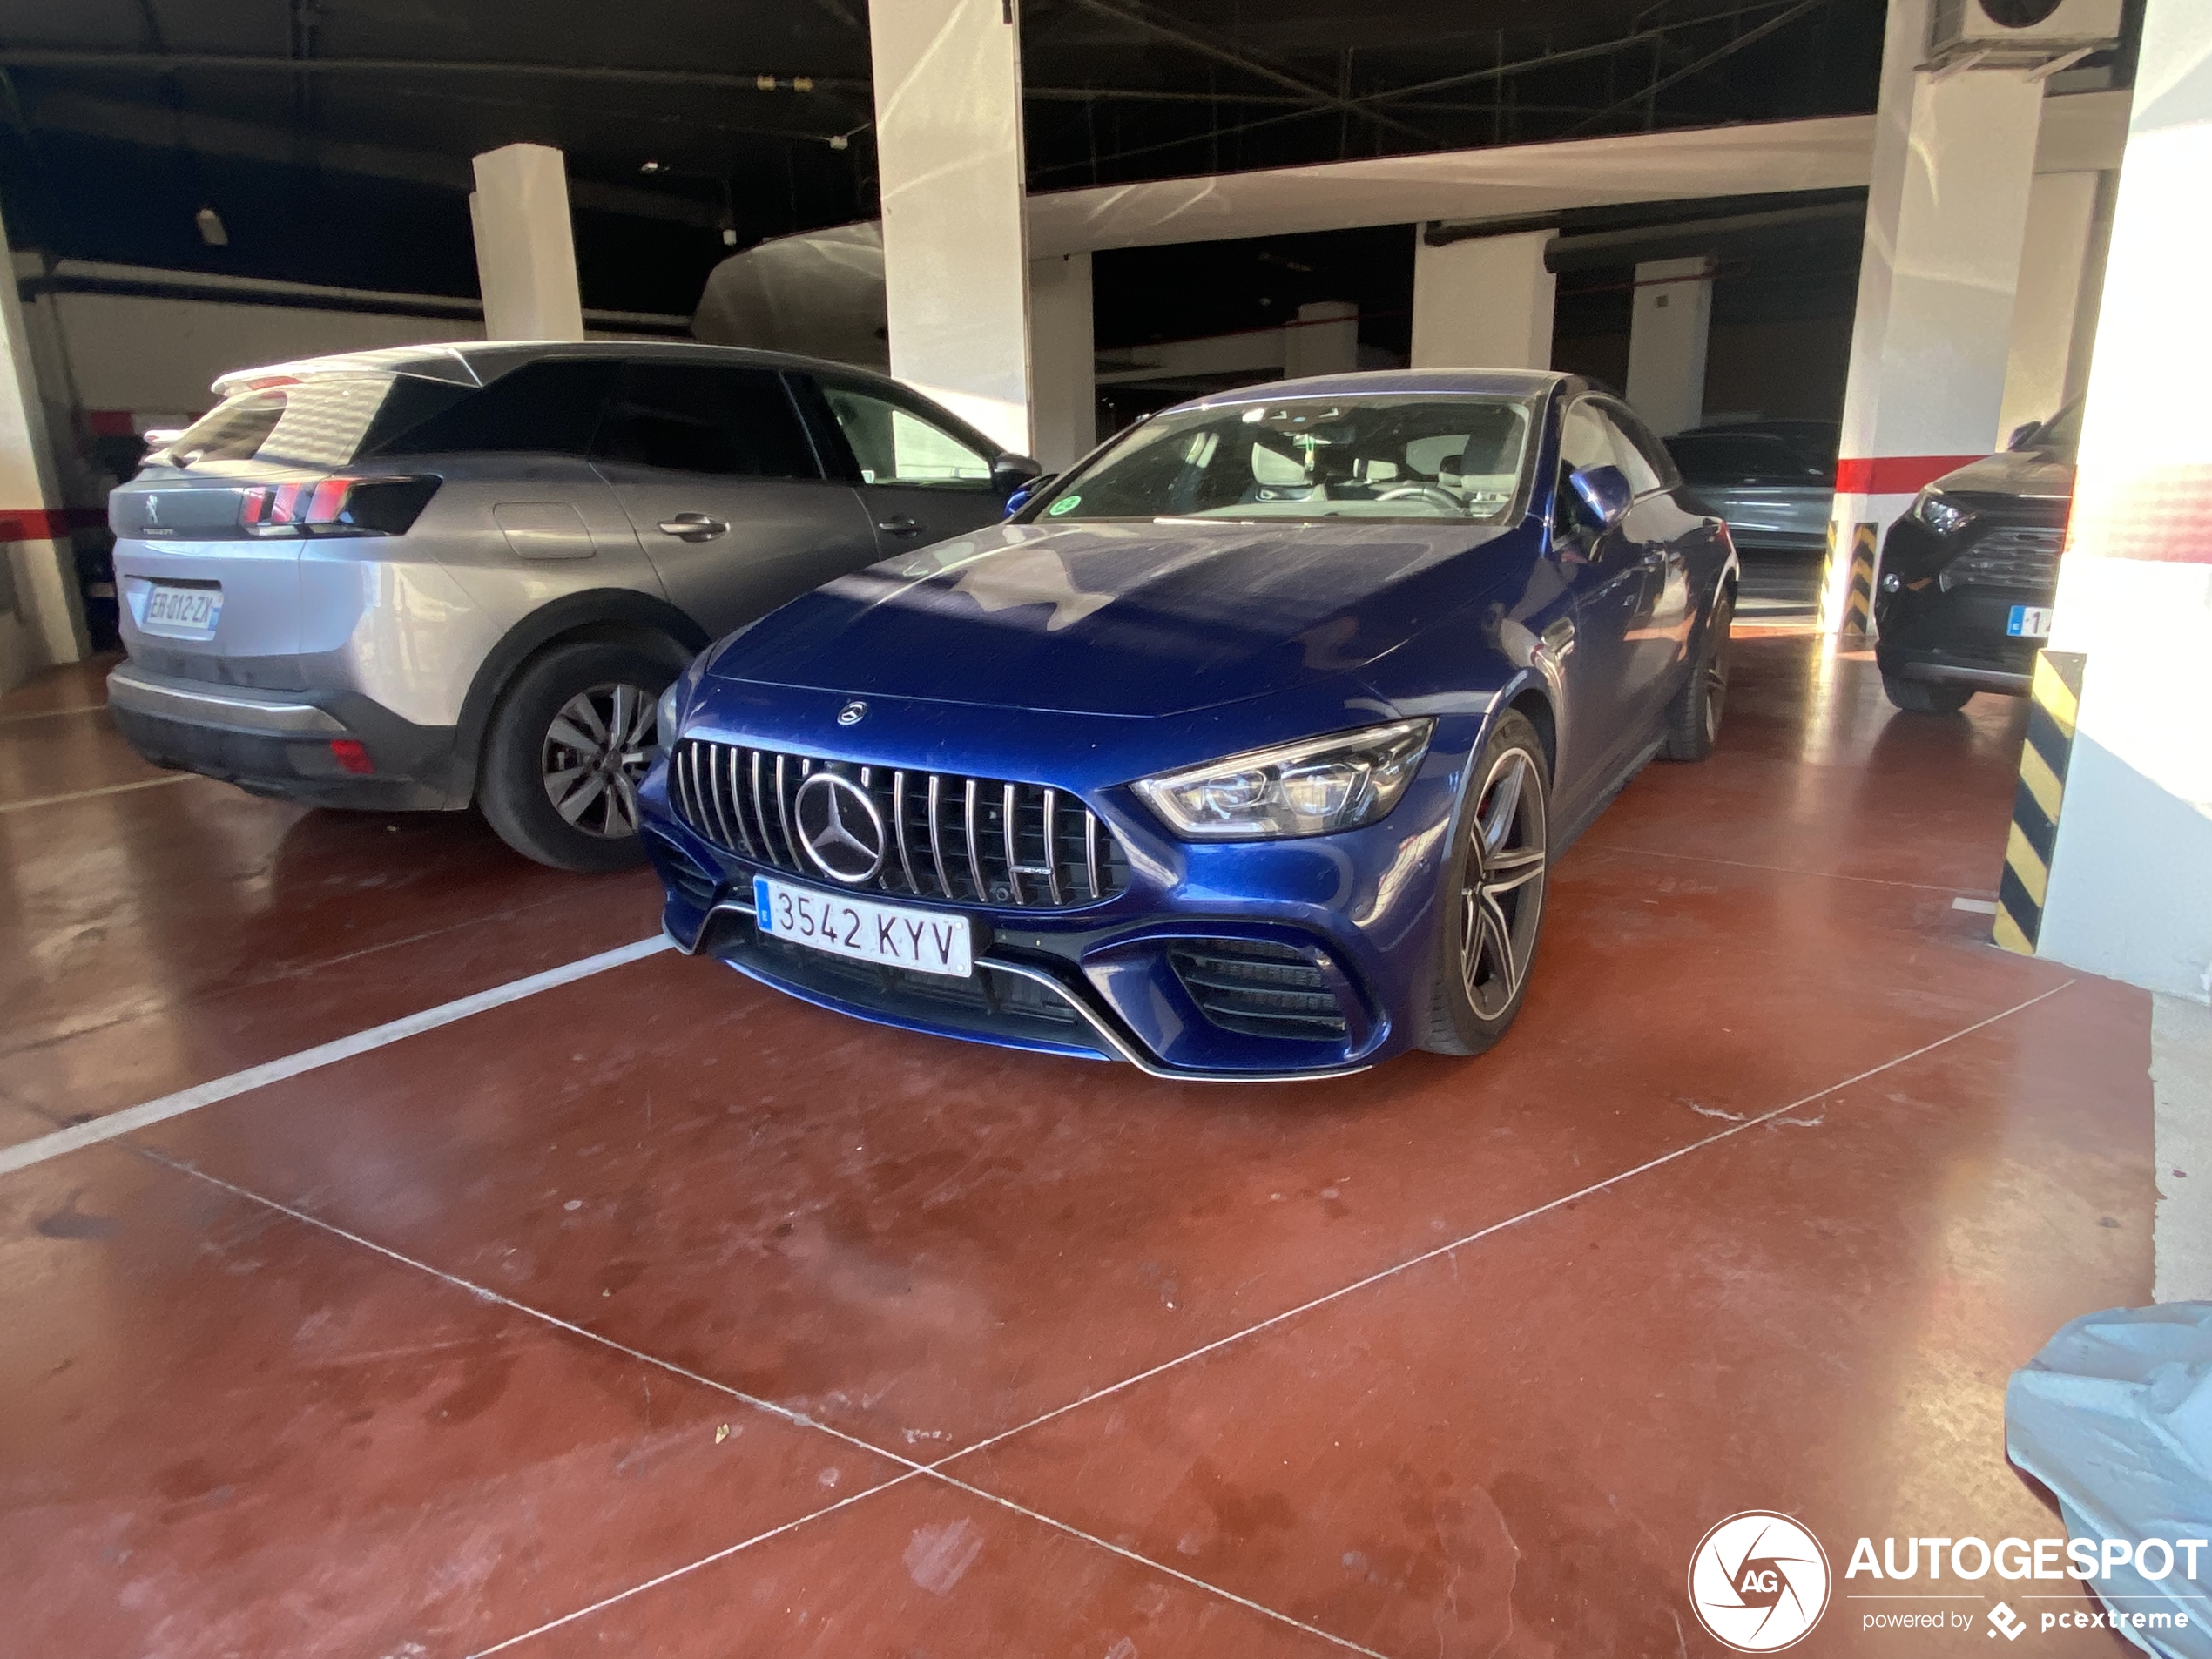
0,636 -> 2150,1657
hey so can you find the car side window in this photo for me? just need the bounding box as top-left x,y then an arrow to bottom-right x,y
373,358 -> 617,457
820,385 -> 995,490
1597,400 -> 1678,493
593,362 -> 819,479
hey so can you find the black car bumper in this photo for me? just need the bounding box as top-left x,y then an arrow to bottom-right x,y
1873,512 -> 2062,697
107,663 -> 462,812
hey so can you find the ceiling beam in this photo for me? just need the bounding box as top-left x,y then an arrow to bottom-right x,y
22,91 -> 730,227
1561,0 -> 1842,137
0,51 -> 871,98
1058,0 -> 1440,146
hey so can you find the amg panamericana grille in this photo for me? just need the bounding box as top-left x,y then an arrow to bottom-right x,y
668,738 -> 1128,910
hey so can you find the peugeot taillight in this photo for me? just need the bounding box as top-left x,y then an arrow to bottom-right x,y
239,475 -> 441,538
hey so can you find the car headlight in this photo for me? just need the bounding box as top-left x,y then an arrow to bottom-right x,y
1914,489 -> 1971,537
1134,718 -> 1435,840
655,679 -> 684,749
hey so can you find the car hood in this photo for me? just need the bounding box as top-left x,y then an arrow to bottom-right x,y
709,517 -> 1525,717
1932,448 -> 2074,502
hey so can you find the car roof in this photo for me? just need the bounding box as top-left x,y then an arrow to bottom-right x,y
209,338 -> 898,398
1177,367 -> 1568,412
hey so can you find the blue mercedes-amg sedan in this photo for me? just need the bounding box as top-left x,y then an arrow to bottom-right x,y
640,369 -> 1737,1081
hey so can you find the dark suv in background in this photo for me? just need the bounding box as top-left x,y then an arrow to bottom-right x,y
1872,401 -> 2078,712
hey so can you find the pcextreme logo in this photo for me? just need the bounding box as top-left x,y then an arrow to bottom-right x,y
1689,1512 -> 1832,1651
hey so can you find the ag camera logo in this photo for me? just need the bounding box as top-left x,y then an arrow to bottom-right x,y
1689,1512 -> 1831,1651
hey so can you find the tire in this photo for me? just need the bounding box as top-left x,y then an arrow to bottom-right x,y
1661,586 -> 1734,761
1882,672 -> 1973,714
1420,709 -> 1551,1057
478,637 -> 685,873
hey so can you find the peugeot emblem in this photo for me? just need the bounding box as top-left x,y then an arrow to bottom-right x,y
792,772 -> 887,885
837,700 -> 867,727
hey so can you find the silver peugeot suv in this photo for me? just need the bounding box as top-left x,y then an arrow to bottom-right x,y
106,341 -> 1037,870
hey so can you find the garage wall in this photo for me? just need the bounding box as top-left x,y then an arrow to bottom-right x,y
41,289 -> 484,423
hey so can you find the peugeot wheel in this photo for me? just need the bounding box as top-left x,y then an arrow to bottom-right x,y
478,638 -> 685,873
1421,710 -> 1550,1056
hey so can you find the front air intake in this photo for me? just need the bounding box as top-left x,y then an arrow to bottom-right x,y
1169,939 -> 1349,1042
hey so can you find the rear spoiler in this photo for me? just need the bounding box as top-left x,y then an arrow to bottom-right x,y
210,344 -> 489,401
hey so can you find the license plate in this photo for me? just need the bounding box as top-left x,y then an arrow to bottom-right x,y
753,876 -> 973,978
2006,604 -> 2054,639
141,583 -> 222,639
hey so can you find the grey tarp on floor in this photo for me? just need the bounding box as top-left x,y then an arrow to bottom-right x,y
2008,1304 -> 2212,1657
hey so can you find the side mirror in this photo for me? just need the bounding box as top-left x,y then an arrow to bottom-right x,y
1567,464 -> 1634,529
1004,469 -> 1056,517
992,452 -> 1043,498
2007,421 -> 2042,452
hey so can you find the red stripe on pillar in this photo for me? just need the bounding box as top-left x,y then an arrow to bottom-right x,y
0,507 -> 109,543
1833,455 -> 1986,496
86,409 -> 139,436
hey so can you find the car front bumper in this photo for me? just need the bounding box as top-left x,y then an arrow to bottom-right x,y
637,699 -> 1482,1081
107,662 -> 462,811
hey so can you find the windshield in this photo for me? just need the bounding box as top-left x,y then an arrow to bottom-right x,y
1033,394 -> 1537,524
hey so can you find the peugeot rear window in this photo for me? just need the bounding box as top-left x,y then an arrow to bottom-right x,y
158,374 -> 469,471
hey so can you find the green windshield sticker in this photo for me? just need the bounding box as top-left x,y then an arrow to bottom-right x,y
1046,495 -> 1081,516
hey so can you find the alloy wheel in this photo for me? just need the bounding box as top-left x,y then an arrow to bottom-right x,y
542,681 -> 658,840
1703,598 -> 1735,744
1460,745 -> 1548,1022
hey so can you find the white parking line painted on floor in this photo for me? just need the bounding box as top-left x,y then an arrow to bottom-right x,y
1952,896 -> 2000,914
0,774 -> 193,813
133,979 -> 2073,1657
0,934 -> 673,1177
934,978 -> 2080,1474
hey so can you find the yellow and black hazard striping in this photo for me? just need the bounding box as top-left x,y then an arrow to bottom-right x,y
1817,522 -> 1878,635
1994,650 -> 2087,956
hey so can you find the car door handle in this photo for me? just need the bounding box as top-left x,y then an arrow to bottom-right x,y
657,514 -> 728,542
876,515 -> 923,536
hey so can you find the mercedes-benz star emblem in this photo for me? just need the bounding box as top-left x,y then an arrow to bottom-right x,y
792,772 -> 887,884
837,700 -> 867,727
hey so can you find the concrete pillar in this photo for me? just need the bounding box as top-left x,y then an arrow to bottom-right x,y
469,144 -> 584,342
1820,0 -> 2044,633
2030,0 -> 2212,1002
0,206 -> 89,689
1624,257 -> 1714,436
1998,171 -> 2104,442
1027,252 -> 1093,474
1284,300 -> 1359,380
870,0 -> 1033,456
1410,230 -> 1555,371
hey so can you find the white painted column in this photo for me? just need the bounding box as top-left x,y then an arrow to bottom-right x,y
1998,170 -> 2102,443
1820,0 -> 2044,633
1284,300 -> 1359,380
2033,0 -> 2212,1002
1027,252 -> 1093,473
870,0 -> 1033,456
1624,257 -> 1713,436
469,144 -> 585,342
0,208 -> 89,689
1410,229 -> 1555,371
